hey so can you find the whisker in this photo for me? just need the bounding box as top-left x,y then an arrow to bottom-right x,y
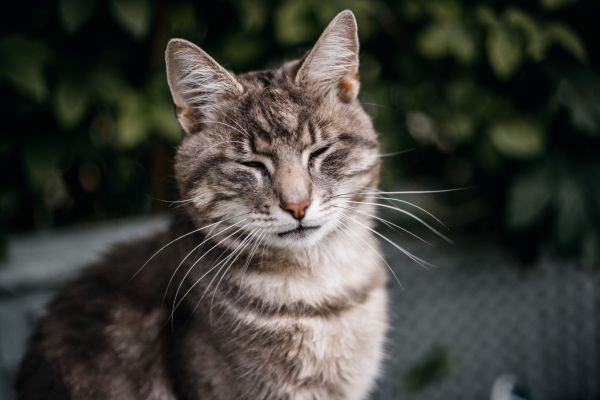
338,199 -> 452,243
162,219 -> 247,304
207,228 -> 263,323
331,186 -> 471,200
186,231 -> 249,312
375,195 -> 447,229
180,227 -> 258,324
333,205 -> 432,246
335,215 -> 404,289
171,222 -> 252,319
131,213 -> 247,279
225,115 -> 253,140
339,193 -> 448,229
378,149 -> 414,158
172,227 -> 253,329
150,197 -> 196,205
346,187 -> 473,196
342,214 -> 436,269
239,229 -> 268,292
206,120 -> 251,139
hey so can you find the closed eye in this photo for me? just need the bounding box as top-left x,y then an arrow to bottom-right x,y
310,145 -> 331,161
309,145 -> 331,167
240,161 -> 270,175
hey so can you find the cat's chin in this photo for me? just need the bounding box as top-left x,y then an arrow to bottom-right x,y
266,225 -> 331,250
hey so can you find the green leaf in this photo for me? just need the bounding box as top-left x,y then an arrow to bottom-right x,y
219,34 -> 264,66
582,230 -> 600,269
476,6 -> 499,28
540,0 -> 578,11
487,25 -> 523,79
54,79 -> 89,128
237,1 -> 267,33
441,114 -> 474,143
23,147 -> 60,189
89,66 -> 126,103
0,36 -> 51,101
506,164 -> 553,230
418,23 -> 448,58
403,345 -> 451,393
145,75 -> 181,142
556,67 -> 600,134
555,172 -> 585,245
505,8 -> 548,61
149,98 -> 181,142
489,119 -> 545,158
111,0 -> 151,40
418,21 -> 476,64
169,3 -> 196,36
59,0 -> 96,33
546,23 -> 586,62
424,1 -> 461,20
274,1 -> 313,45
115,91 -> 149,148
476,138 -> 502,172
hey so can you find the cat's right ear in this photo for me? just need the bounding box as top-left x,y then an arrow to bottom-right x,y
294,10 -> 360,102
165,39 -> 243,134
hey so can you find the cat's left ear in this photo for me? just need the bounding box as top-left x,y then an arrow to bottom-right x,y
295,10 -> 360,102
165,39 -> 243,134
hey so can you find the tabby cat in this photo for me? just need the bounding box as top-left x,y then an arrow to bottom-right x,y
17,10 -> 388,400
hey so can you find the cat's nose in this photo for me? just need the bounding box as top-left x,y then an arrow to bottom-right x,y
280,199 -> 311,220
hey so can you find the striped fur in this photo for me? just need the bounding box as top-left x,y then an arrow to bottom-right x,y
17,10 -> 388,400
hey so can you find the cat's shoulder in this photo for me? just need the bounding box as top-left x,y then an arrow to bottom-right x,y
16,232 -> 175,399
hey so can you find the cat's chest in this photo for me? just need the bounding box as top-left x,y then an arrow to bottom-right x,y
290,287 -> 387,376
223,283 -> 388,399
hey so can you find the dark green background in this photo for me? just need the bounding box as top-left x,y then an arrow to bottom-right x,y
1,0 -> 599,266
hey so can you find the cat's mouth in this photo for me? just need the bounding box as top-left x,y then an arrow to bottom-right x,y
277,225 -> 321,238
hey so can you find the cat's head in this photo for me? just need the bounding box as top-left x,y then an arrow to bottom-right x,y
165,10 -> 380,250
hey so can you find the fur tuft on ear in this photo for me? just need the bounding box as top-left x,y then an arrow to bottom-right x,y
165,39 -> 243,134
295,10 -> 360,102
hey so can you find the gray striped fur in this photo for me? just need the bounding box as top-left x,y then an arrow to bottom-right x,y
17,10 -> 388,400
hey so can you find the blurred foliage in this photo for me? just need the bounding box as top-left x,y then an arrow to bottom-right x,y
403,345 -> 451,394
0,0 -> 599,266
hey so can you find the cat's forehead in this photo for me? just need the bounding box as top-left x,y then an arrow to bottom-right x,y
232,76 -> 316,149
243,87 -> 302,132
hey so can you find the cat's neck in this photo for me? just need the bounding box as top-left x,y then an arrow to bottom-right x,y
166,211 -> 384,305
227,221 -> 384,307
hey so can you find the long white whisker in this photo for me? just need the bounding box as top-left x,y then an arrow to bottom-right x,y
163,219 -> 246,304
378,149 -> 414,158
339,200 -> 452,243
332,187 -> 471,200
206,120 -> 251,139
170,227 -> 252,329
179,227 -> 258,324
131,214 -> 246,279
375,195 -> 447,229
336,215 -> 404,289
151,197 -> 195,205
225,116 -> 253,139
343,214 -> 436,269
333,205 -> 432,246
350,188 -> 471,195
207,228 -> 262,323
239,229 -> 268,291
339,193 -> 448,229
171,222 -> 252,319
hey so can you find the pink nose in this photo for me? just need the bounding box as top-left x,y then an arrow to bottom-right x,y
280,199 -> 310,220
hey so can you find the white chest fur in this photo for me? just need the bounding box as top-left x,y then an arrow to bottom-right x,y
292,287 -> 388,400
228,231 -> 389,399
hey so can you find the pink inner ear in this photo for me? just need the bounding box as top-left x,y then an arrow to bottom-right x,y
175,104 -> 196,134
338,71 -> 360,103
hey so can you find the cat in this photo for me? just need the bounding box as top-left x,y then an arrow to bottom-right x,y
16,10 -> 388,400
